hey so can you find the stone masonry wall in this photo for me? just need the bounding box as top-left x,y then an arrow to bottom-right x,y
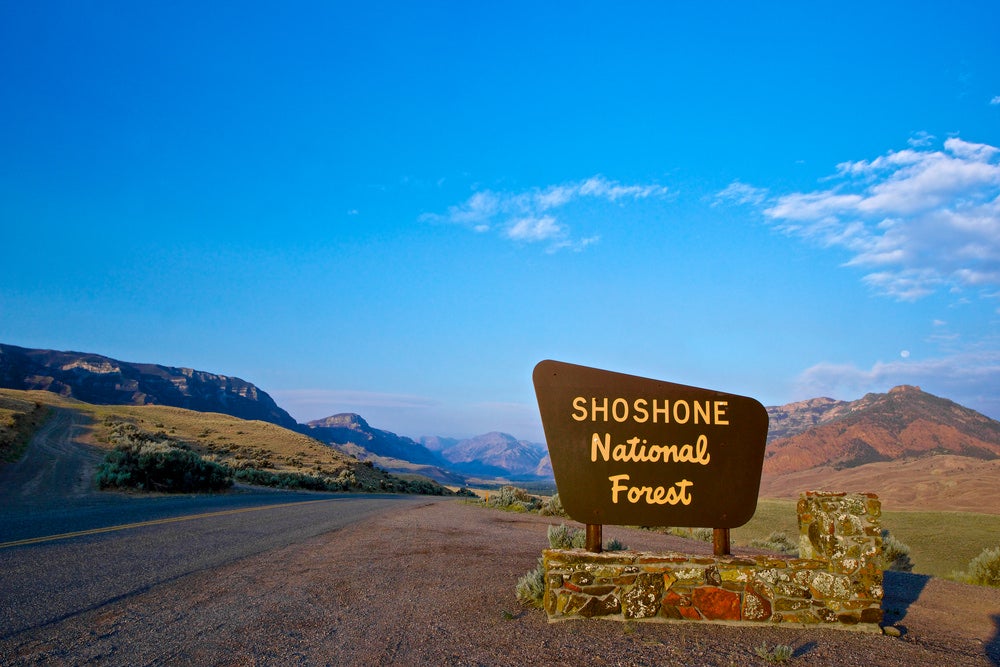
543,492 -> 884,630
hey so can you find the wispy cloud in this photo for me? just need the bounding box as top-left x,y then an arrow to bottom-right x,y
718,137 -> 1000,301
991,95 -> 1000,106
422,176 -> 669,252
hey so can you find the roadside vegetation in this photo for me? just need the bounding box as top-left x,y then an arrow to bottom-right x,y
95,417 -> 465,496
96,421 -> 232,492
734,498 -> 1000,582
0,388 -> 467,497
0,390 -> 52,463
483,485 -> 1000,586
952,545 -> 1000,587
516,523 -> 629,608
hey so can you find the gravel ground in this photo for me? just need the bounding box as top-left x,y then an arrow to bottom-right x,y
3,499 -> 999,666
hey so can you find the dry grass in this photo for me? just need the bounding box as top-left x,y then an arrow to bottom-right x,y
0,388 -> 385,487
759,456 -> 1000,514
735,498 -> 1000,581
0,391 -> 53,462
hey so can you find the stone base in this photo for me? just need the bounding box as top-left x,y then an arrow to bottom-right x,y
542,492 -> 884,631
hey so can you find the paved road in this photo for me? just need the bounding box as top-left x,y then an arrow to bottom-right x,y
0,407 -> 431,641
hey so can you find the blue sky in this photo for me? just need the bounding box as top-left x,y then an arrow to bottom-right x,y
2,2 -> 999,442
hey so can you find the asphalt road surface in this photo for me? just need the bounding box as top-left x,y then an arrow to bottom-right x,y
0,408 -> 429,641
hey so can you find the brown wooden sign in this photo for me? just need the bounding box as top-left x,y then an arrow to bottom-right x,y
533,360 -> 769,528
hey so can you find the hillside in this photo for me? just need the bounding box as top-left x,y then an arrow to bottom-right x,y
0,344 -> 297,429
765,396 -> 851,442
8,343 -> 1000,503
764,385 -> 1000,473
303,413 -> 442,465
760,385 -> 1000,512
302,413 -> 465,485
0,388 -> 398,491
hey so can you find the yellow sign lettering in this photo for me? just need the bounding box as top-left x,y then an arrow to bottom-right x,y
609,474 -> 694,506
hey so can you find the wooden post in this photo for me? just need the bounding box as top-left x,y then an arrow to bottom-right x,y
586,523 -> 603,553
713,528 -> 730,556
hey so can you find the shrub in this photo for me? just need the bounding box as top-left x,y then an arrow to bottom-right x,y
754,643 -> 793,663
515,558 -> 547,607
664,527 -> 714,542
605,537 -> 628,552
539,493 -> 567,517
964,545 -> 1000,587
486,485 -> 542,512
880,529 -> 915,572
97,431 -> 232,493
750,531 -> 799,556
547,523 -> 586,549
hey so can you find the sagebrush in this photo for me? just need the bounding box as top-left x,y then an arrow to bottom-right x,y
959,545 -> 1000,587
96,422 -> 231,493
880,529 -> 915,572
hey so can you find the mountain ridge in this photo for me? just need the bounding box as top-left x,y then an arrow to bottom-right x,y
6,344 -> 1000,507
0,344 -> 297,429
763,384 -> 1000,474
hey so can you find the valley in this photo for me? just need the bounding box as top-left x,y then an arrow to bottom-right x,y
3,343 -> 1000,516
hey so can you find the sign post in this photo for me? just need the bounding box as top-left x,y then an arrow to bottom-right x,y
532,360 -> 769,553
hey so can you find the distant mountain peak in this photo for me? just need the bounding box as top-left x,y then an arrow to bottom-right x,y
303,412 -> 443,468
763,385 -> 1000,474
308,413 -> 372,431
420,431 -> 549,479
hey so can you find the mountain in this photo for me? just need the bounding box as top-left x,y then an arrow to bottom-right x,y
765,396 -> 851,442
303,413 -> 444,466
0,344 -> 297,429
759,386 -> 1000,513
301,413 -> 466,485
763,385 -> 1000,474
420,432 -> 549,479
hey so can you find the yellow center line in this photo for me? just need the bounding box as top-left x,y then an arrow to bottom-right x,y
0,498 -> 338,549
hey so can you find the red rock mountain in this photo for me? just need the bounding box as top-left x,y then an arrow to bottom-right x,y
759,386 -> 1000,512
763,385 -> 1000,474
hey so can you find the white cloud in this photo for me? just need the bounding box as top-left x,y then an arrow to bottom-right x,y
720,137 -> 1000,301
422,175 -> 668,252
506,216 -> 563,242
715,181 -> 768,207
991,95 -> 1000,106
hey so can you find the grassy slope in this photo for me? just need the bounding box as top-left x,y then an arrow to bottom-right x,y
734,498 -> 1000,580
0,388 -> 391,488
0,391 -> 52,462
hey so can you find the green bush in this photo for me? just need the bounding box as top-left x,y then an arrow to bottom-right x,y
547,523 -> 586,549
96,427 -> 232,493
539,493 -> 567,517
486,485 -> 542,512
232,467 -> 349,491
605,537 -> 628,552
515,558 -> 547,608
964,545 -> 1000,587
880,529 -> 915,572
663,526 -> 714,542
754,642 -> 793,663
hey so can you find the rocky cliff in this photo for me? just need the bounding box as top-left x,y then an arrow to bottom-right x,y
0,344 -> 298,429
